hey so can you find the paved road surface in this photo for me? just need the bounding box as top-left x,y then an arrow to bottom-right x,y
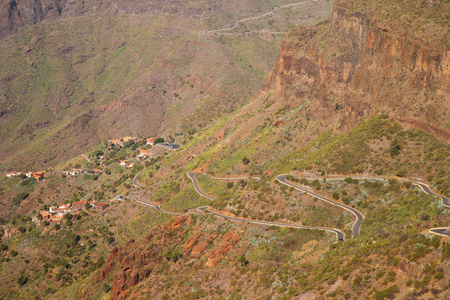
280,175 -> 449,238
131,172 -> 449,241
429,228 -> 450,238
413,182 -> 450,207
129,197 -> 180,215
412,182 -> 449,238
133,173 -> 144,188
195,206 -> 344,241
276,175 -> 364,237
204,1 -> 326,34
189,172 -> 345,241
187,172 -> 215,200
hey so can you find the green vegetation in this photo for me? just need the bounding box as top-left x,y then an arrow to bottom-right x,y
0,0 -> 448,298
271,116 -> 450,197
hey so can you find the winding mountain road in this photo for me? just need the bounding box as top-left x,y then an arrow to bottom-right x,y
277,175 -> 449,238
187,172 -> 215,200
188,172 -> 345,241
413,182 -> 450,238
429,228 -> 450,238
276,175 -> 364,237
133,173 -> 144,188
128,197 -> 181,215
130,171 -> 449,241
203,1 -> 326,35
413,181 -> 450,207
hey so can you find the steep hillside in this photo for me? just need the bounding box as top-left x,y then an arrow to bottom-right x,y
0,0 -> 449,299
0,0 -> 332,171
0,0 -> 294,40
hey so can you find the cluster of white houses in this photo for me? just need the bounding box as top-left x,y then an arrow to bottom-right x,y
7,172 -> 44,179
39,200 -> 110,224
64,168 -> 102,176
108,137 -> 158,148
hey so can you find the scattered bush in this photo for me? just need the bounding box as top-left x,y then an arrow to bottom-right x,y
17,275 -> 28,286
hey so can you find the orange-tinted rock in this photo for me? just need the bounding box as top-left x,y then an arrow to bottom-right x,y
263,0 -> 449,133
264,168 -> 275,176
191,241 -> 210,257
184,233 -> 201,250
272,119 -> 285,126
205,231 -> 241,267
172,215 -> 187,229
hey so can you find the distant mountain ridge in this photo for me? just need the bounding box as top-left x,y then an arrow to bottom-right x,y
0,0 -> 206,40
0,0 -> 332,171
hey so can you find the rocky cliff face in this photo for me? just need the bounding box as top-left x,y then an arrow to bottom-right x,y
265,0 -> 449,130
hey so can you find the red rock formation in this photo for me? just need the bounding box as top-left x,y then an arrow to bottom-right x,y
205,231 -> 241,267
191,241 -> 210,257
171,215 -> 187,229
184,233 -> 201,251
264,0 -> 449,131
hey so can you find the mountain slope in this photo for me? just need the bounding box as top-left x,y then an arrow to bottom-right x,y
0,0 -> 449,299
0,0 -> 332,171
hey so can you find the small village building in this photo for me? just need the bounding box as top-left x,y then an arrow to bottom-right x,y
56,204 -> 71,215
59,204 -> 70,210
71,200 -> 88,211
7,172 -> 22,178
50,216 -> 62,224
97,203 -> 109,211
108,139 -> 123,147
41,213 -> 52,221
139,149 -> 150,156
67,169 -> 83,176
127,163 -> 134,168
146,138 -> 156,145
49,206 -> 57,213
119,160 -> 127,166
33,172 -> 44,179
4,228 -> 19,238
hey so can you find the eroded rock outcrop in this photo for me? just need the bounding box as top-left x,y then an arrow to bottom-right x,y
264,0 -> 449,131
205,231 -> 241,267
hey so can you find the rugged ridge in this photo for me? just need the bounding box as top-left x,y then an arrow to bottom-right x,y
0,0 -> 209,40
264,0 -> 449,131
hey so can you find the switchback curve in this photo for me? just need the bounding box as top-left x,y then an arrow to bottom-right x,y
188,172 -> 345,242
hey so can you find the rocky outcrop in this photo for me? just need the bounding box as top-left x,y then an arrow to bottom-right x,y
0,0 -> 103,39
93,217 -> 244,299
205,231 -> 240,267
265,0 -> 449,130
96,237 -> 159,300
